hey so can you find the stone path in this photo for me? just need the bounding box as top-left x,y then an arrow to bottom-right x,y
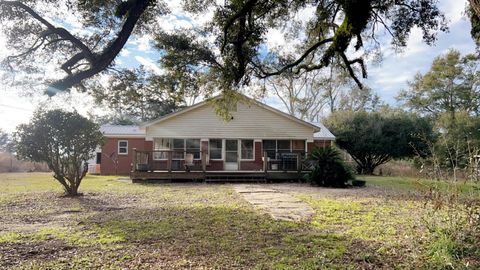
234,184 -> 315,222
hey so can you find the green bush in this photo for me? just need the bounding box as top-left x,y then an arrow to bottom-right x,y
306,147 -> 355,187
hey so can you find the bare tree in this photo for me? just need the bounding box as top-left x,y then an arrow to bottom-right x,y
266,70 -> 326,122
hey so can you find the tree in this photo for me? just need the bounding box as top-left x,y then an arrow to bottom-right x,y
91,67 -> 186,122
265,60 -> 382,121
265,69 -> 327,122
0,0 -> 167,93
325,110 -> 434,174
397,50 -> 480,123
0,129 -> 13,152
469,0 -> 480,45
15,110 -> 104,196
433,111 -> 480,180
320,62 -> 353,113
162,0 -> 447,92
0,1 -> 447,94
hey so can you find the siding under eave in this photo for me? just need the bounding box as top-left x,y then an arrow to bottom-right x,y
146,102 -> 317,140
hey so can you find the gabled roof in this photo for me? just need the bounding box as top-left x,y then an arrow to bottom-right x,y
100,125 -> 145,137
141,93 -> 320,131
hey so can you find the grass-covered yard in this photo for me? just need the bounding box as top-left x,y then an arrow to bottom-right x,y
0,173 -> 478,269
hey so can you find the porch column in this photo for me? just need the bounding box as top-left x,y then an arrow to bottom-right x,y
132,148 -> 137,172
201,139 -> 209,172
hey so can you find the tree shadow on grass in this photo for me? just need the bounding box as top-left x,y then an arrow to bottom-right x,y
64,205 -> 407,269
1,186 -> 431,269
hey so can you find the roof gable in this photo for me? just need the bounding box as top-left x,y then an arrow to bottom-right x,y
142,94 -> 320,131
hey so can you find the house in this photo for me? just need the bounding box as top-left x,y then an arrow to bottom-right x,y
92,95 -> 335,181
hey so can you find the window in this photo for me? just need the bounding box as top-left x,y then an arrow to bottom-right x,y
153,138 -> 201,160
154,138 -> 170,159
209,139 -> 222,159
241,140 -> 254,160
262,140 -> 305,159
277,140 -> 291,154
263,140 -> 276,159
96,153 -> 102,164
118,140 -> 128,155
186,139 -> 201,159
172,139 -> 185,159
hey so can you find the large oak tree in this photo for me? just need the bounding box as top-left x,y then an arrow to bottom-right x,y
0,0 -> 167,94
0,0 -> 448,96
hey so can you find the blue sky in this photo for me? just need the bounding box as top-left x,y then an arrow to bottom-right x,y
0,0 -> 477,132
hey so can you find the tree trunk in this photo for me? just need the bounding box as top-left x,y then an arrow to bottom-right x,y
357,163 -> 376,175
68,184 -> 79,196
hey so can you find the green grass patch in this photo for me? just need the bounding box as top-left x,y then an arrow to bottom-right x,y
361,175 -> 480,196
1,172 -> 478,269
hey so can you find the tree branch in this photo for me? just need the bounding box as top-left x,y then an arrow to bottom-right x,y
1,1 -> 94,60
258,38 -> 334,78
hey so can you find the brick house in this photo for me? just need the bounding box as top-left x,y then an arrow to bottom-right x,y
92,95 -> 335,179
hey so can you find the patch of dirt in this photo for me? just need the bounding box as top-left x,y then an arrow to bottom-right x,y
0,240 -> 73,268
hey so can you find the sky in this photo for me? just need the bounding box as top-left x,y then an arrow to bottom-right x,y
0,0 -> 477,132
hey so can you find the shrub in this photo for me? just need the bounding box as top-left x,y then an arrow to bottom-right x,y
306,147 -> 355,187
15,110 -> 104,196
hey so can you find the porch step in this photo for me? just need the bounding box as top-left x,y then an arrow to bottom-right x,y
205,173 -> 266,183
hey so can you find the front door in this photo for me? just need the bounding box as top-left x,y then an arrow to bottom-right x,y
225,139 -> 238,171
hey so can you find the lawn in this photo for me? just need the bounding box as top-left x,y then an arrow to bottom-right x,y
0,173 -> 478,269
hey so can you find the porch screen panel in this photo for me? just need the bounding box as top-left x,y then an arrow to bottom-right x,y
209,139 -> 222,159
241,140 -> 254,159
186,139 -> 201,159
263,140 -> 276,159
277,140 -> 291,155
154,138 -> 170,160
172,139 -> 185,159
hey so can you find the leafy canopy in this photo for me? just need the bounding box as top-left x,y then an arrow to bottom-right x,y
0,0 -> 447,95
325,110 -> 434,174
15,109 -> 104,195
398,50 -> 480,121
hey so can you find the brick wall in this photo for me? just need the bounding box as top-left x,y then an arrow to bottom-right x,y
100,138 -> 151,175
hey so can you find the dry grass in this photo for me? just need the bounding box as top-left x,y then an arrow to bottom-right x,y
0,173 -> 478,269
0,153 -> 49,173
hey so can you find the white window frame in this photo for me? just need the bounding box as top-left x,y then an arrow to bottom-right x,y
153,138 -> 171,160
209,139 -> 224,160
240,139 -> 255,161
118,140 -> 128,155
153,138 -> 201,160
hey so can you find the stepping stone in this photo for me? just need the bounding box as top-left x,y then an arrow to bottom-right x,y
234,184 -> 314,222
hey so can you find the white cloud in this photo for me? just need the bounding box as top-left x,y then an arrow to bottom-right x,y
156,14 -> 194,33
129,35 -> 153,52
135,56 -> 164,75
120,48 -> 131,57
404,27 -> 428,57
440,0 -> 467,25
